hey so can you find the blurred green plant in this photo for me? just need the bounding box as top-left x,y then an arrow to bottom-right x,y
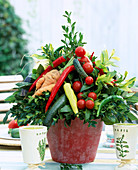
0,0 -> 29,78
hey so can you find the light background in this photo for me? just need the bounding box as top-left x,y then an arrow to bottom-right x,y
10,0 -> 138,85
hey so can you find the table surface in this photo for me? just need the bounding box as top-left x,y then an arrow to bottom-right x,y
0,126 -> 138,170
0,145 -> 138,170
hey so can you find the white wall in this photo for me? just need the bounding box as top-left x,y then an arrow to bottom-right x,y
10,0 -> 138,84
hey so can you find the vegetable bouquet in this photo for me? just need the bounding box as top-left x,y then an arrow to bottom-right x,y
4,11 -> 138,128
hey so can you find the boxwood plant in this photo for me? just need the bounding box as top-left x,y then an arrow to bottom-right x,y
4,11 -> 138,128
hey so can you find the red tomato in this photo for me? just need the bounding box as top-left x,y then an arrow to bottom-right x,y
75,46 -> 86,58
77,92 -> 83,99
77,99 -> 86,109
88,92 -> 97,100
72,81 -> 82,92
83,63 -> 93,74
80,56 -> 89,64
8,120 -> 19,129
86,100 -> 94,109
85,76 -> 94,85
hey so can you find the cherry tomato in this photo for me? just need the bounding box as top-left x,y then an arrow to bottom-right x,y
86,100 -> 94,109
72,81 -> 82,92
83,63 -> 93,74
75,46 -> 86,58
77,92 -> 83,99
8,120 -> 19,129
80,56 -> 89,64
85,76 -> 94,85
77,99 -> 86,109
88,92 -> 97,100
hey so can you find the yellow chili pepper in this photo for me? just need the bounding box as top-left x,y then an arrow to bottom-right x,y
63,83 -> 78,114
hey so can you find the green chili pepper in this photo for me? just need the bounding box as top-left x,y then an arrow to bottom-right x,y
96,95 -> 124,117
63,83 -> 78,114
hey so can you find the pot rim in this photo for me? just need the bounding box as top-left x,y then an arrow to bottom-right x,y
113,123 -> 138,127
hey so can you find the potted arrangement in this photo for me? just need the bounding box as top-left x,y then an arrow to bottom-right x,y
4,11 -> 138,164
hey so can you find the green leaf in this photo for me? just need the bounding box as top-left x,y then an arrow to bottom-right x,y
63,15 -> 67,18
125,96 -> 138,103
122,92 -> 135,98
107,71 -> 117,78
60,163 -> 82,170
103,50 -> 109,62
80,83 -> 94,92
94,82 -> 103,93
62,25 -> 66,31
69,32 -> 72,40
122,141 -> 127,143
54,46 -> 64,54
79,33 -> 83,42
110,49 -> 115,57
85,109 -> 91,120
32,69 -> 37,74
124,71 -> 128,79
66,27 -> 69,33
67,17 -> 71,24
119,86 -> 132,92
30,54 -> 46,60
71,22 -> 76,27
3,110 -> 11,124
127,111 -> 138,120
60,105 -> 72,113
61,40 -> 67,44
16,82 -> 32,88
5,94 -> 15,102
37,64 -> 44,75
95,60 -> 101,67
63,34 -> 69,38
28,96 -> 34,103
72,26 -> 75,33
124,150 -> 129,153
111,56 -> 120,61
96,74 -> 112,85
31,73 -> 39,80
100,52 -> 104,63
65,11 -> 69,15
119,77 -> 136,90
116,147 -> 121,151
116,144 -> 120,146
123,145 -> 129,148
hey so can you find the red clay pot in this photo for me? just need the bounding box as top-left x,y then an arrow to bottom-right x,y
47,118 -> 103,164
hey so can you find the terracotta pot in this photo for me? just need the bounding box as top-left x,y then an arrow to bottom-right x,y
47,118 -> 103,164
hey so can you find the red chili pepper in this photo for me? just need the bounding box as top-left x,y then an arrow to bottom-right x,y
111,80 -> 117,86
90,52 -> 94,61
29,56 -> 66,92
78,58 -> 81,62
90,52 -> 95,66
45,65 -> 75,112
95,66 -> 104,75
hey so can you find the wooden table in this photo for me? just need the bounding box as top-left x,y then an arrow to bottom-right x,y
0,145 -> 138,170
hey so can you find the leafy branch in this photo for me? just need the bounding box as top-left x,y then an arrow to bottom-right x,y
60,163 -> 82,170
37,138 -> 46,161
41,44 -> 63,66
116,134 -> 129,158
61,11 -> 86,59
